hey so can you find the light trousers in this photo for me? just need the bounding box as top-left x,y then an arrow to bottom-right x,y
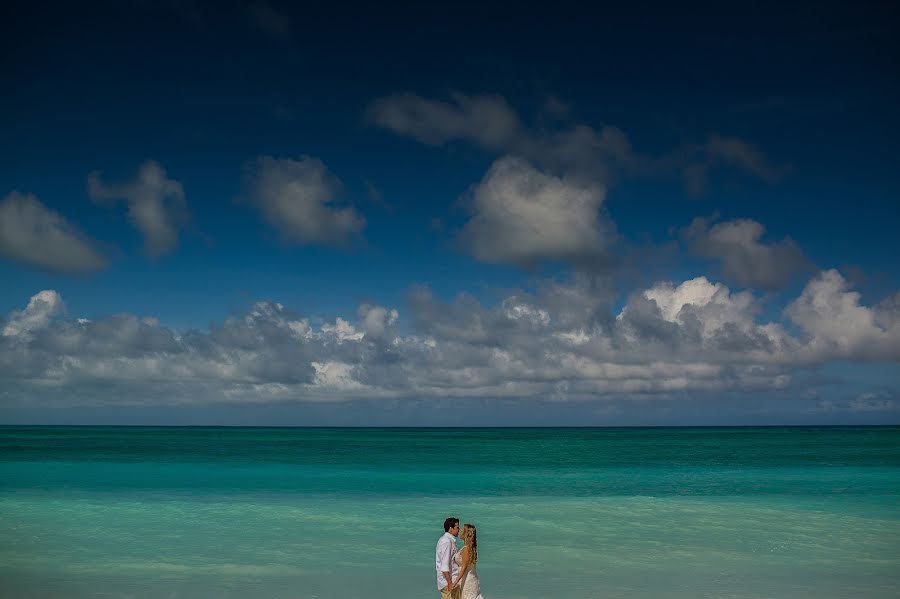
440,585 -> 461,599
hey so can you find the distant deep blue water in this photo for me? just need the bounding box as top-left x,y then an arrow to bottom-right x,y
1,426 -> 898,598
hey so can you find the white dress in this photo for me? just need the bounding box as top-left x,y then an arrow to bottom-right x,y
454,550 -> 484,599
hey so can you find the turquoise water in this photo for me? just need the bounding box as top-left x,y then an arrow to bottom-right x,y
1,426 -> 898,598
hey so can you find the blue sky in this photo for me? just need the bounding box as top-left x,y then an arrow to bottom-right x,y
1,0 -> 899,425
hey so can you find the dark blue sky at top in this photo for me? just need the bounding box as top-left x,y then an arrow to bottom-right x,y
3,0 -> 899,322
1,0 -> 899,424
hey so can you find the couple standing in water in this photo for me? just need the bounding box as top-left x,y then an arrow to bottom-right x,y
435,517 -> 484,599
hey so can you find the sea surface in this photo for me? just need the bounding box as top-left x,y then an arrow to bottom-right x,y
1,426 -> 898,598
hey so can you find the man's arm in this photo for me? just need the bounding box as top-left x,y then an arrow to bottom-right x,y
437,539 -> 453,589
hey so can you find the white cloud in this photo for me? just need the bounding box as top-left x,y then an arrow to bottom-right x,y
503,297 -> 550,327
2,290 -> 65,338
458,156 -> 613,266
683,216 -> 809,289
320,317 -> 365,343
311,361 -> 365,391
242,156 -> 365,246
785,269 -> 900,360
0,192 -> 107,273
358,303 -> 399,338
615,276 -> 793,360
88,160 -> 188,258
640,276 -> 756,335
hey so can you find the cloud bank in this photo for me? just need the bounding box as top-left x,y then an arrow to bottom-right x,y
2,269 -> 898,408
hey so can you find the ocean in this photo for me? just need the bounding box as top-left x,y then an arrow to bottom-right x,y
1,426 -> 898,598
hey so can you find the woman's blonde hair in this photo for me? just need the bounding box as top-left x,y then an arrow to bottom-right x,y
460,523 -> 478,564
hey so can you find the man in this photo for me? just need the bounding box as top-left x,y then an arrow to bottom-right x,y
435,517 -> 461,598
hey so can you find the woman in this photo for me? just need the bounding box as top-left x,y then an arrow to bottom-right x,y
453,523 -> 485,599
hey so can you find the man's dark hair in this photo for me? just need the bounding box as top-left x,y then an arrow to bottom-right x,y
444,517 -> 459,532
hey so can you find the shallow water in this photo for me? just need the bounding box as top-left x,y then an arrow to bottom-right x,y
2,426 -> 898,598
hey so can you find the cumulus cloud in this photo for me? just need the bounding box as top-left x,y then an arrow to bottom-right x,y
2,269 -> 897,408
458,157 -> 613,267
311,360 -> 364,391
320,317 -> 365,343
616,276 -> 792,359
369,94 -> 630,268
358,303 -> 399,339
641,277 -> 755,330
2,290 -> 65,338
241,156 -> 365,246
0,192 -> 107,273
88,160 -> 188,258
682,216 -> 810,289
785,269 -> 900,361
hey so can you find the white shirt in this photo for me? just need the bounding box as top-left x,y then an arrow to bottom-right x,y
435,532 -> 459,590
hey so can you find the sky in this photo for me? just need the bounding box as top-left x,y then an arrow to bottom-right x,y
1,0 -> 899,425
